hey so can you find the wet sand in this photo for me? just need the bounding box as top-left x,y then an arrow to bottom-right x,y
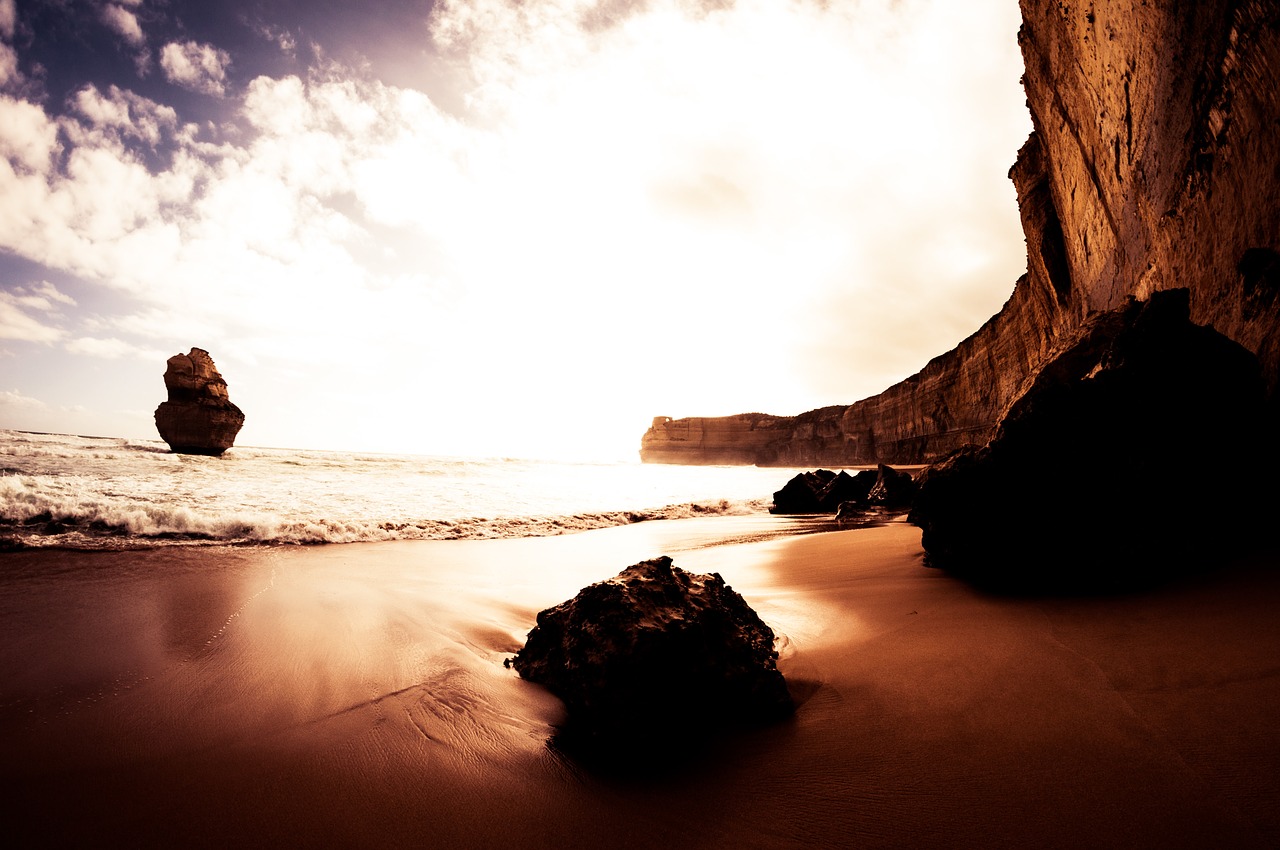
3,517 -> 1279,848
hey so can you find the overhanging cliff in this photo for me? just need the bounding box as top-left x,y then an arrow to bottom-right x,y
641,0 -> 1280,467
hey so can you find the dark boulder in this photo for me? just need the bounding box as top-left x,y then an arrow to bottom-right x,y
153,348 -> 245,456
835,465 -> 920,524
772,465 -> 916,515
507,556 -> 792,763
834,501 -> 862,521
909,289 -> 1271,591
769,468 -> 876,514
769,469 -> 837,513
865,463 -> 918,509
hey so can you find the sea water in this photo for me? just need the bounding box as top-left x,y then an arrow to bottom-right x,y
0,430 -> 810,549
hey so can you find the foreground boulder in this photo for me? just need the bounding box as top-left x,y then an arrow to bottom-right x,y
508,556 -> 792,763
909,290 -> 1270,591
153,348 -> 245,456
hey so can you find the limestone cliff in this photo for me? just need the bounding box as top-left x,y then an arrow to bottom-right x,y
641,0 -> 1280,466
153,348 -> 245,456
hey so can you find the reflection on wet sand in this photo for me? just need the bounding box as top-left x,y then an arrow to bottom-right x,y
3,517 -> 1280,848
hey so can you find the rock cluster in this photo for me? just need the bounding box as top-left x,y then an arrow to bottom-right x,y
640,1 -> 1280,467
507,556 -> 792,763
908,290 -> 1268,590
153,348 -> 245,456
769,465 -> 916,515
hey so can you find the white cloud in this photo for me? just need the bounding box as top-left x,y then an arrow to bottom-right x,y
100,3 -> 145,48
160,41 -> 232,97
67,84 -> 178,148
64,335 -> 155,359
0,281 -> 76,344
3,281 -> 76,313
257,23 -> 298,57
33,282 -> 76,308
0,0 -> 15,41
0,87 -> 193,274
412,0 -> 1032,406
0,43 -> 18,88
0,293 -> 66,342
0,387 -> 137,438
0,388 -> 50,410
0,96 -> 58,172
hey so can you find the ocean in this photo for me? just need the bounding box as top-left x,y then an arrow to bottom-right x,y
0,429 -> 813,549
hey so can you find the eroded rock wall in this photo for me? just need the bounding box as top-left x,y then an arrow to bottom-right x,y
1019,0 -> 1280,376
641,0 -> 1280,466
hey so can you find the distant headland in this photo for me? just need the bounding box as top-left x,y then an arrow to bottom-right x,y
642,0 -> 1280,467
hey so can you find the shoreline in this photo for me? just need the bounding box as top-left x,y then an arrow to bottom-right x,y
0,510 -> 847,553
3,517 -> 1279,847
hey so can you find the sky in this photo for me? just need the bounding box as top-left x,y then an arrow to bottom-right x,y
0,0 -> 1032,461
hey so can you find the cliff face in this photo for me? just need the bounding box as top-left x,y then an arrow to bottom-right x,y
154,348 -> 245,456
641,0 -> 1280,466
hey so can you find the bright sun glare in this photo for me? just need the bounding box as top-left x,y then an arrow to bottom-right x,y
0,0 -> 1030,460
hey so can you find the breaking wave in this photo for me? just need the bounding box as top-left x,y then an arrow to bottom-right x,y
0,431 -> 791,550
0,475 -> 765,548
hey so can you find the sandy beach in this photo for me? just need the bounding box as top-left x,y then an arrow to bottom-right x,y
3,516 -> 1279,848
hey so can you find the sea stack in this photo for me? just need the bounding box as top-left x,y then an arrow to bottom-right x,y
153,348 -> 245,456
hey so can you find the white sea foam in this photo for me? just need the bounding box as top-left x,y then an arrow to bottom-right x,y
0,430 -> 797,549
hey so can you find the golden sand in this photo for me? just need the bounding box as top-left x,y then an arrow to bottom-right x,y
2,518 -> 1278,848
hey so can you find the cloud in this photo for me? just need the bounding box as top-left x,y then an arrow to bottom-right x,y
100,2 -> 146,48
0,0 -> 17,89
160,40 -> 233,97
256,23 -> 299,58
0,0 -> 14,41
67,84 -> 179,148
34,281 -> 77,307
0,43 -> 19,88
0,388 -> 50,410
0,281 -> 75,343
0,293 -> 66,342
0,86 -> 193,274
5,281 -> 77,312
63,335 -> 156,359
0,388 -> 121,437
0,96 -> 58,172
